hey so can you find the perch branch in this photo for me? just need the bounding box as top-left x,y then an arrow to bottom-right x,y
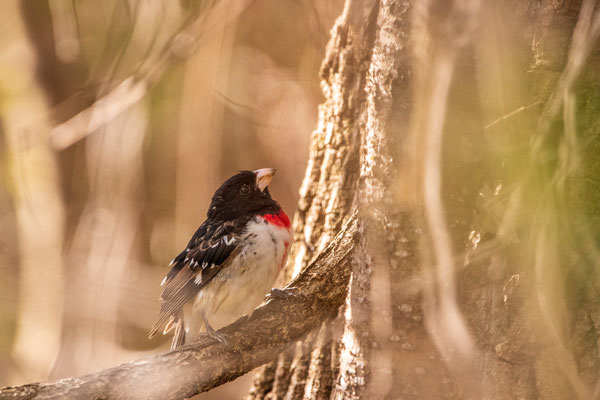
0,214 -> 357,400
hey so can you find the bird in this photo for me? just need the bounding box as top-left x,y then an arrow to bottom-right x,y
149,168 -> 292,349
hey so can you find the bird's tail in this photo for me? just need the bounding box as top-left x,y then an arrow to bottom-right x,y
170,315 -> 186,350
149,311 -> 186,350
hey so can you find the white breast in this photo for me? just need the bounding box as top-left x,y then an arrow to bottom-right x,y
187,216 -> 292,338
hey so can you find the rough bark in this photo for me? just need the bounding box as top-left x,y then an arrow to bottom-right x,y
302,323 -> 334,400
253,0 -> 600,399
332,0 -> 412,398
248,0 -> 373,396
0,215 -> 356,399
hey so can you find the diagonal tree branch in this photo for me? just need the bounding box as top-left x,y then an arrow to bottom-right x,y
0,214 -> 357,400
46,0 -> 253,150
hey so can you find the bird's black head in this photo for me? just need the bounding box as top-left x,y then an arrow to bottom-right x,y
207,169 -> 281,221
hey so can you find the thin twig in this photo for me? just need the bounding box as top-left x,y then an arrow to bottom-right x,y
46,0 -> 253,150
483,101 -> 542,131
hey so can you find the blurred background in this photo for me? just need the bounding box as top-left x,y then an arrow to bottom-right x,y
0,0 -> 343,397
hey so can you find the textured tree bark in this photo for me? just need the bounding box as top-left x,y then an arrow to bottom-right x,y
249,0 -> 600,399
249,0 -> 419,398
248,0 -> 373,397
332,1 -> 412,398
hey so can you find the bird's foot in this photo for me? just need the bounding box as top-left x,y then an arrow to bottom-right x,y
200,312 -> 233,350
267,286 -> 305,301
204,324 -> 232,349
208,330 -> 231,348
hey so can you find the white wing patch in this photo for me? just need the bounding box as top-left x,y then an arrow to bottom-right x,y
224,236 -> 236,246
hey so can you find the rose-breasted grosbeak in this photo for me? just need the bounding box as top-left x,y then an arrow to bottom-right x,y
149,168 -> 292,349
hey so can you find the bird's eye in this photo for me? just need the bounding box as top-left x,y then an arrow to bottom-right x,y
240,184 -> 250,195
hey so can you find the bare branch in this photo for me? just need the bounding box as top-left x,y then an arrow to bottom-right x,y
483,101 -> 543,131
47,0 -> 253,150
0,214 -> 357,400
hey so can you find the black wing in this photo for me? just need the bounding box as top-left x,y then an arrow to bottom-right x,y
149,218 -> 246,338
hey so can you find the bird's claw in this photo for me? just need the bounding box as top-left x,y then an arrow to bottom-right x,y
205,327 -> 232,349
268,286 -> 304,301
211,331 -> 231,348
201,317 -> 233,350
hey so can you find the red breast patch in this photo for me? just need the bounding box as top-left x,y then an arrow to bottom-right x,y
262,210 -> 291,229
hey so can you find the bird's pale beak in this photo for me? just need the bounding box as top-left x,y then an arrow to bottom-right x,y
254,168 -> 276,192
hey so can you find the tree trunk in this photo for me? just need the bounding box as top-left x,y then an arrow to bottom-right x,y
1,0 -> 65,383
248,0 -> 600,399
